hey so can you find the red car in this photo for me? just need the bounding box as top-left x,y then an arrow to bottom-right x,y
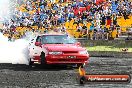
28,33 -> 89,67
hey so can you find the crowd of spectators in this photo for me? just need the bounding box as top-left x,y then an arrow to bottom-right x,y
1,0 -> 132,40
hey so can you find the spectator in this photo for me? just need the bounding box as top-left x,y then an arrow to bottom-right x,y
1,0 -> 131,40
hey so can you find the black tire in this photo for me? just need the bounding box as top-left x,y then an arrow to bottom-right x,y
29,59 -> 33,66
40,52 -> 47,65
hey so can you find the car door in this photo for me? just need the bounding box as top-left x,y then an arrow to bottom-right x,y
29,36 -> 43,58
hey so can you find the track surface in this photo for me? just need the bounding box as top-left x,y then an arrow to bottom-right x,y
0,57 -> 132,88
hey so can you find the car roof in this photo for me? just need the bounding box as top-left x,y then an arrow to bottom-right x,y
41,34 -> 66,36
35,32 -> 67,36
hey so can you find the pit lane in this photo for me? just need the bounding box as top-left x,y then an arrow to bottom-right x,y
0,57 -> 131,88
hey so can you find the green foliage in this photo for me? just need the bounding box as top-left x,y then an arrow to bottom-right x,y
81,40 -> 132,52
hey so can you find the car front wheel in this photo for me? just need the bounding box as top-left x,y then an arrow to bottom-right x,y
40,52 -> 47,65
29,58 -> 33,65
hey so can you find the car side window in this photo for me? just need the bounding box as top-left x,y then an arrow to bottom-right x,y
36,36 -> 42,43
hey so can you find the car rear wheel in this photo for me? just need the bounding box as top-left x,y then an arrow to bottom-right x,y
40,52 -> 47,65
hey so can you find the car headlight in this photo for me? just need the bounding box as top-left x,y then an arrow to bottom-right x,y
79,50 -> 88,54
49,51 -> 63,55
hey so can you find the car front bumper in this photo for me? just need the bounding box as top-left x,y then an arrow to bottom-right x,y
31,54 -> 89,65
46,54 -> 89,64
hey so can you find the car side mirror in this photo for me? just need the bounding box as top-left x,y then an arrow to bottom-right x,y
35,42 -> 42,47
76,42 -> 81,46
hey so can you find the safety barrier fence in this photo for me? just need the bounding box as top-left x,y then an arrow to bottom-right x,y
66,26 -> 132,40
0,25 -> 132,40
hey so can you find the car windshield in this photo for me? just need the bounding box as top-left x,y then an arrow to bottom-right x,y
41,35 -> 76,44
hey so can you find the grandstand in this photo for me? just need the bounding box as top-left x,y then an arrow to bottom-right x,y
1,0 -> 132,40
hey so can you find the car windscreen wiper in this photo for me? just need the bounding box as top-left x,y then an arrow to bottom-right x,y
54,43 -> 63,44
43,43 -> 54,44
66,43 -> 74,44
43,43 -> 63,44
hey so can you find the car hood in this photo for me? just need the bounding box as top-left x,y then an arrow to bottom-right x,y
43,44 -> 86,51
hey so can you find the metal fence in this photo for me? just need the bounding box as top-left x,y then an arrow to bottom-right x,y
66,26 -> 132,40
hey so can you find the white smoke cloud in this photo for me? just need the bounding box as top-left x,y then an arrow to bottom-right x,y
0,0 -> 10,22
0,32 -> 34,65
0,31 -> 73,65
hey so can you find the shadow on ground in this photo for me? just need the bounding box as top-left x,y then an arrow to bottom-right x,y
0,63 -> 75,71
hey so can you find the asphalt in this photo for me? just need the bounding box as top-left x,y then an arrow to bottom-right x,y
0,57 -> 131,88
89,51 -> 132,58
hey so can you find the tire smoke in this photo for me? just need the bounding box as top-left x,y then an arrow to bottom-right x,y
0,32 -> 34,65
